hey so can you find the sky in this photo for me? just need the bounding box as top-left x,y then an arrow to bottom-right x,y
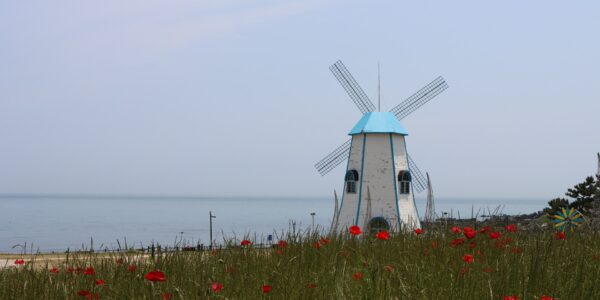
1,0 -> 599,200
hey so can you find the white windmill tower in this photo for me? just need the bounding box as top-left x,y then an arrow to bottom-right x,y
315,60 -> 449,234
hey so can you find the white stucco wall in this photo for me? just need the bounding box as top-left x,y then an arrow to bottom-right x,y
335,133 -> 421,233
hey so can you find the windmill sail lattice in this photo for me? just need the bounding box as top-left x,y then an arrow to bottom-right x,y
407,154 -> 427,193
315,139 -> 351,176
330,60 -> 376,114
390,76 -> 448,120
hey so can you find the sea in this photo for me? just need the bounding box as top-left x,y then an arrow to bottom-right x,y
0,195 -> 547,253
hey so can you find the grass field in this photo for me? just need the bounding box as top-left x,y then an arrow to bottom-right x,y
1,224 -> 599,299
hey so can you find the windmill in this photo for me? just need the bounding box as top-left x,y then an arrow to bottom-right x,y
316,60 -> 448,233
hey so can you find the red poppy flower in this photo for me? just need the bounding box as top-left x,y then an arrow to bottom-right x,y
353,272 -> 363,280
349,225 -> 362,236
479,226 -> 492,233
463,227 -> 476,239
414,228 -> 423,235
211,282 -> 223,292
451,226 -> 462,234
307,283 -> 317,289
489,232 -> 501,240
503,296 -> 519,300
95,279 -> 105,286
384,265 -> 393,273
116,258 -> 124,265
66,267 -> 74,273
77,290 -> 91,297
14,259 -> 25,265
262,285 -> 272,293
162,293 -> 172,300
240,239 -> 252,246
462,254 -> 474,263
145,270 -> 166,282
459,267 -> 468,276
50,267 -> 59,274
540,295 -> 554,300
319,237 -> 331,245
83,267 -> 95,275
468,242 -> 477,249
277,240 -> 289,248
312,242 -> 321,249
127,265 -> 137,272
555,232 -> 566,240
505,224 -> 517,232
450,238 -> 465,247
376,230 -> 390,240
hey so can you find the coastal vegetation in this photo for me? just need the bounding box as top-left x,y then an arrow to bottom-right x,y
2,224 -> 600,299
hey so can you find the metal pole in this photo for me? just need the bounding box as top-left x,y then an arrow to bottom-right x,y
209,211 -> 216,249
310,212 -> 316,233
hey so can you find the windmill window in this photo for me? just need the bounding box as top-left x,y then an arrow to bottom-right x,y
398,170 -> 411,194
368,217 -> 390,234
345,170 -> 359,194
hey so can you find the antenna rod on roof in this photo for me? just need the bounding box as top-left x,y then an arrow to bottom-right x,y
378,62 -> 381,112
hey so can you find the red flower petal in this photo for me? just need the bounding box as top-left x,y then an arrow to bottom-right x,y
211,282 -> 223,292
349,225 -> 362,236
462,254 -> 474,263
376,230 -> 390,240
463,227 -> 476,239
83,267 -> 95,275
144,270 -> 166,282
505,224 -> 517,232
489,232 -> 501,240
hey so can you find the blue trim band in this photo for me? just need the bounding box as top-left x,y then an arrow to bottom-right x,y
389,133 -> 402,229
355,134 -> 367,225
339,137 -> 354,227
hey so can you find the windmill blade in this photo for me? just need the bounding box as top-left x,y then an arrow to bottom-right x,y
315,139 -> 352,176
407,154 -> 427,193
390,76 -> 449,120
330,60 -> 376,114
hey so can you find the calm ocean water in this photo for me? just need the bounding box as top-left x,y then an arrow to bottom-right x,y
0,195 -> 547,253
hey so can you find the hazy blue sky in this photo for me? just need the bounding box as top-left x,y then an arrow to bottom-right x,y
1,0 -> 599,199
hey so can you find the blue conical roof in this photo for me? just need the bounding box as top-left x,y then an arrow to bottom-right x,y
348,112 -> 408,136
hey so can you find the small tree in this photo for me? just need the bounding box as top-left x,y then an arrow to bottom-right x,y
544,198 -> 569,215
567,176 -> 597,213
